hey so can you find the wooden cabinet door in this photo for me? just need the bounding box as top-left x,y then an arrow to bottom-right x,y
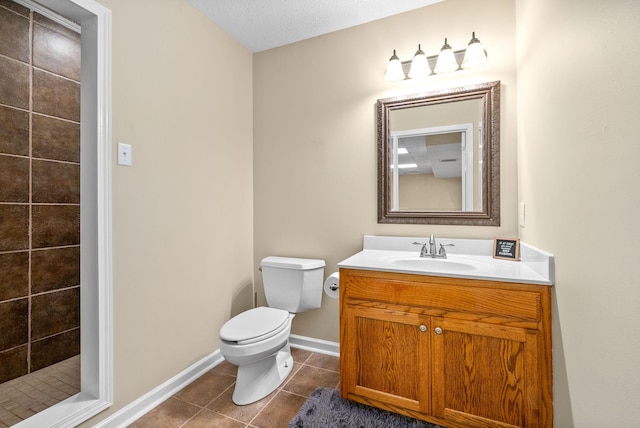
431,317 -> 542,428
341,304 -> 431,415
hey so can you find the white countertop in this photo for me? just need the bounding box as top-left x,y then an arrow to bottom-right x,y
337,235 -> 555,286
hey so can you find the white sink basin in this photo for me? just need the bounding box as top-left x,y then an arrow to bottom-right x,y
388,256 -> 482,272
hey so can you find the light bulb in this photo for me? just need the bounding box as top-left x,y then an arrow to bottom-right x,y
462,32 -> 487,69
408,44 -> 431,79
384,49 -> 405,81
434,38 -> 459,74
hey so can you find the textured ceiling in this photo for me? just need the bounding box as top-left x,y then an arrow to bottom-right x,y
188,0 -> 444,52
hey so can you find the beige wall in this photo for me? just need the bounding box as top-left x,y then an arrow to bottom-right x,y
254,0 -> 516,344
82,0 -> 253,425
517,0 -> 640,426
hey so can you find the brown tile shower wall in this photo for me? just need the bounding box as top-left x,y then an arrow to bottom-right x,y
0,1 -> 81,383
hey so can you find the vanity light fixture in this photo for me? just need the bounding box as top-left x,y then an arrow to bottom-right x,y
462,32 -> 488,69
384,32 -> 487,81
434,38 -> 458,74
383,49 -> 405,81
408,44 -> 430,79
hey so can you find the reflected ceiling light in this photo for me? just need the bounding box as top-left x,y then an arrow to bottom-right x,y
462,32 -> 487,69
390,162 -> 417,169
384,32 -> 487,81
434,38 -> 458,74
384,49 -> 405,81
408,44 -> 431,79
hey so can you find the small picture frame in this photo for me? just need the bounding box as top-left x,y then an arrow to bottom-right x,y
493,238 -> 520,261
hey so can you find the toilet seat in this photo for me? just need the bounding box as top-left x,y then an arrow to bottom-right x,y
220,307 -> 290,345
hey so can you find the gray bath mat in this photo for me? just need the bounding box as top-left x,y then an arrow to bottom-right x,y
289,387 -> 444,428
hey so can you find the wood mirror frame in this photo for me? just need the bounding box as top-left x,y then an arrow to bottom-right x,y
377,81 -> 500,225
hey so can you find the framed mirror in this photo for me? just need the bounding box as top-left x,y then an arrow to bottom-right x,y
377,81 -> 500,225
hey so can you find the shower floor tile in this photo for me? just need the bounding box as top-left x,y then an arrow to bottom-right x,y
0,355 -> 80,427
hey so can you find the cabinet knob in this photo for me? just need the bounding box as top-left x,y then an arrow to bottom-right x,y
434,327 -> 443,335
419,325 -> 427,332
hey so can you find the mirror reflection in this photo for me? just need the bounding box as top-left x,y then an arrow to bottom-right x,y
378,81 -> 500,225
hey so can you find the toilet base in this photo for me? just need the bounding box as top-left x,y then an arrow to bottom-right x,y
232,343 -> 294,405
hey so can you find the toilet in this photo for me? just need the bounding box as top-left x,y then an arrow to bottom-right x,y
219,256 -> 325,405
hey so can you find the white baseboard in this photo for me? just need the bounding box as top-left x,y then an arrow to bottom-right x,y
92,335 -> 339,427
290,334 -> 340,357
92,351 -> 224,428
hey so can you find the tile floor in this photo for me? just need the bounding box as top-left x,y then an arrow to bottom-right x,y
129,348 -> 340,428
0,355 -> 81,427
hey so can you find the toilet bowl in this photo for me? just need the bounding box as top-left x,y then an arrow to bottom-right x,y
220,307 -> 295,405
219,256 -> 325,405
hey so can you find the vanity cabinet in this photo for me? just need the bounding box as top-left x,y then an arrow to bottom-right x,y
339,268 -> 552,428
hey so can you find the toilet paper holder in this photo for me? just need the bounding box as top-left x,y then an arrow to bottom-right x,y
324,272 -> 340,298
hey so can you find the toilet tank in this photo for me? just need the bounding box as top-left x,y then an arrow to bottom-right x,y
260,256 -> 326,313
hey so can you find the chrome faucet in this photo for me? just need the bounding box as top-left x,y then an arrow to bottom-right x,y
428,234 -> 437,255
413,234 -> 454,259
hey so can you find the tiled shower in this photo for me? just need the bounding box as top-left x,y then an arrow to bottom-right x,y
0,0 -> 81,384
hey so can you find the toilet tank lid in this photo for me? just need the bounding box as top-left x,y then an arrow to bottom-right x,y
261,256 -> 325,270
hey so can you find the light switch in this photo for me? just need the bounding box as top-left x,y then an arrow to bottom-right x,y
118,142 -> 132,166
519,202 -> 526,228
